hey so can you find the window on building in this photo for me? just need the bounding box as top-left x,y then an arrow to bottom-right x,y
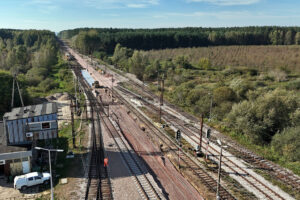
42,122 -> 50,129
22,158 -> 28,162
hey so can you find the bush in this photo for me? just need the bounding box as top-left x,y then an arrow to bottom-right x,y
285,78 -> 300,90
229,78 -> 253,100
197,58 -> 211,70
38,78 -> 59,93
213,86 -> 236,105
227,89 -> 299,143
272,126 -> 300,162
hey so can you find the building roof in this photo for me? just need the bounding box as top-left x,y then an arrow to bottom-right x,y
0,150 -> 32,160
3,102 -> 57,121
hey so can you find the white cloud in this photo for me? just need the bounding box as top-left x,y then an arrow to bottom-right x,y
84,0 -> 159,9
127,4 -> 147,8
188,0 -> 260,6
153,10 -> 300,21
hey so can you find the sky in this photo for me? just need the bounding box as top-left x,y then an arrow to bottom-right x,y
0,0 -> 300,32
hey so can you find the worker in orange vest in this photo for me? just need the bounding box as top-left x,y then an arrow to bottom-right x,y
104,157 -> 108,167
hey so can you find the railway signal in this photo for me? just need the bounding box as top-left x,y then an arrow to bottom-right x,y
205,129 -> 211,160
176,129 -> 182,169
206,129 -> 211,139
176,129 -> 181,141
199,115 -> 204,153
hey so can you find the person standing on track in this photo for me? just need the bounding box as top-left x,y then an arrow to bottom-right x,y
104,157 -> 108,167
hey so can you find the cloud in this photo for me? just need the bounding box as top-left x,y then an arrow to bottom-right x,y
127,4 -> 147,8
188,0 -> 260,6
153,10 -> 300,21
84,0 -> 159,9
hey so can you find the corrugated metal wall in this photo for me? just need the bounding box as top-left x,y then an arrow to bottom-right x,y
6,113 -> 58,144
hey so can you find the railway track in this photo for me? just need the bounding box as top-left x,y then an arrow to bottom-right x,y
111,87 -> 236,200
164,117 -> 286,200
73,66 -> 113,200
129,80 -> 300,193
100,110 -> 165,200
66,46 -> 299,199
116,84 -> 294,200
75,64 -> 165,200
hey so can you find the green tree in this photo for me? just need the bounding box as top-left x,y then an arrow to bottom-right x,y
269,30 -> 284,45
198,58 -> 211,70
0,71 -> 13,116
128,50 -> 147,80
174,56 -> 192,69
295,32 -> 300,44
284,30 -> 294,45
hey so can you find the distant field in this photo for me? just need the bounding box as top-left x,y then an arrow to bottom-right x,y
141,45 -> 300,72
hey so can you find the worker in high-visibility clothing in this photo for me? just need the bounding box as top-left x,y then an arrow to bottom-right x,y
104,158 -> 108,167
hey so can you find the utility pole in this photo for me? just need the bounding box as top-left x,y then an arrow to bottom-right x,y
209,93 -> 213,122
70,99 -> 76,148
178,141 -> 181,169
15,76 -> 24,107
74,76 -> 78,112
111,75 -> 114,103
11,74 -> 24,108
199,115 -> 203,153
11,75 -> 15,108
216,139 -> 227,200
35,147 -> 63,200
85,103 -> 88,120
159,78 -> 164,123
157,70 -> 160,91
216,146 -> 222,200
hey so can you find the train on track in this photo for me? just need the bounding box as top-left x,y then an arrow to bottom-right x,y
81,69 -> 104,89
